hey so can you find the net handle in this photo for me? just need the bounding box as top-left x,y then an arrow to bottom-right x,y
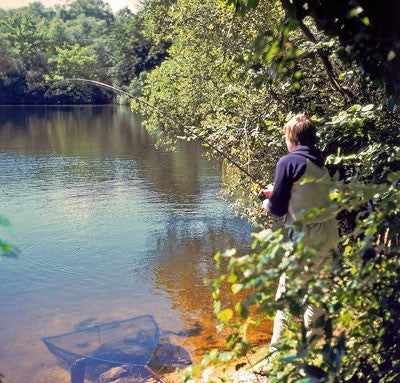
144,365 -> 167,383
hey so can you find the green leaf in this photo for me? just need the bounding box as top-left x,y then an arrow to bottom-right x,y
265,41 -> 280,63
0,216 -> 10,228
235,302 -> 248,319
361,104 -> 374,112
361,17 -> 370,26
280,354 -> 301,363
293,81 -> 301,90
387,51 -> 396,61
231,283 -> 243,294
227,273 -> 238,284
294,70 -> 302,79
218,308 -> 233,324
214,300 -> 221,315
348,6 -> 363,18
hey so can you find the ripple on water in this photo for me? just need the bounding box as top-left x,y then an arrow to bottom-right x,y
0,106 -> 255,383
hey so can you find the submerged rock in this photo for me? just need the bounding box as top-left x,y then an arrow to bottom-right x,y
96,366 -> 159,383
96,366 -> 130,382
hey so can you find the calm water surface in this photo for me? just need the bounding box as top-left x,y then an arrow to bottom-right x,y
0,106 -> 258,382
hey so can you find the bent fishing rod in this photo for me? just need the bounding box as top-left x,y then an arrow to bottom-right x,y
59,78 -> 259,183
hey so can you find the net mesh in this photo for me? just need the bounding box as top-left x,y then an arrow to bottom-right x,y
42,315 -> 160,382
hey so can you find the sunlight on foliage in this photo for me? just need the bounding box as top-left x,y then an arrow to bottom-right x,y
137,0 -> 400,382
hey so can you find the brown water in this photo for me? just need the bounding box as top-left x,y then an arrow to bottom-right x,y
0,106 -> 269,383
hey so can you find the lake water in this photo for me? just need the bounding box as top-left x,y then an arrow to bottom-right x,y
0,106 -> 265,382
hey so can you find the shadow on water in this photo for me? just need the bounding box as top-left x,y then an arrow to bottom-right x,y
150,341 -> 192,375
74,317 -> 98,331
161,322 -> 203,338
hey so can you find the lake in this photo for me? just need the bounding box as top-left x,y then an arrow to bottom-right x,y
0,106 -> 262,382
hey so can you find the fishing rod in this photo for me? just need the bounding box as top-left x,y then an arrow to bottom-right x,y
60,78 -> 260,183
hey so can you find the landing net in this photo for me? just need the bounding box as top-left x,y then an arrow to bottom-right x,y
42,315 -> 160,382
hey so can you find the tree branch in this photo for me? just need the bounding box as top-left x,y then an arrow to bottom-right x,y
297,19 -> 355,99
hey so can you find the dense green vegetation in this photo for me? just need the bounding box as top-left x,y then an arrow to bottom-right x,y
0,0 -> 168,104
133,1 -> 400,382
1,0 -> 399,382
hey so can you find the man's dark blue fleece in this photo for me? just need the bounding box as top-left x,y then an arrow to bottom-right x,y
267,145 -> 324,217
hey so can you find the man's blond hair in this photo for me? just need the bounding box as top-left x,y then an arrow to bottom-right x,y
284,114 -> 316,146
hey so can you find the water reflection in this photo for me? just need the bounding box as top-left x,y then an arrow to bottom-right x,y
0,106 -> 206,204
151,221 -> 272,359
0,106 -> 257,382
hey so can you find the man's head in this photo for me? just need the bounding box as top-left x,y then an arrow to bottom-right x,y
283,114 -> 316,152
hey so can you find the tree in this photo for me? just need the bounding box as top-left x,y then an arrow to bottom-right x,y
0,11 -> 49,102
108,9 -> 168,84
0,12 -> 47,65
0,0 -> 171,104
0,0 -> 118,104
289,0 -> 400,100
136,1 -> 400,382
56,0 -> 114,23
0,38 -> 26,104
48,18 -> 73,47
48,43 -> 97,79
46,43 -> 108,103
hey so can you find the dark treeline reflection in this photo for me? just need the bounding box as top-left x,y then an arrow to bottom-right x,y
0,106 -> 214,204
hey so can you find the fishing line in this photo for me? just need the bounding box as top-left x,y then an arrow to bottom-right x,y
56,78 -> 259,183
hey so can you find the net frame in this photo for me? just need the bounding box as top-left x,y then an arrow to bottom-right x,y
42,315 -> 160,380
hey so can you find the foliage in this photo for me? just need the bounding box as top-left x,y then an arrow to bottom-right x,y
137,0 -> 289,219
205,174 -> 399,382
44,43 -> 101,103
56,0 -> 113,23
0,0 -> 168,104
288,0 -> 400,100
0,215 -> 18,382
106,8 -> 169,103
0,11 -> 47,63
48,43 -> 98,79
0,38 -> 25,104
136,0 -> 400,382
0,0 -> 399,381
0,216 -> 16,257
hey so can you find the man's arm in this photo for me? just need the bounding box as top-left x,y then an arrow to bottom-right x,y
265,153 -> 309,217
266,156 -> 294,217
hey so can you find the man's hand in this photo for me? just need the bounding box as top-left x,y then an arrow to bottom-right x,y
258,184 -> 274,202
262,198 -> 270,212
264,184 -> 274,194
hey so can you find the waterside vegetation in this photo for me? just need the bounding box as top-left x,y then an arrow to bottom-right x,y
1,0 -> 399,382
0,0 -> 168,104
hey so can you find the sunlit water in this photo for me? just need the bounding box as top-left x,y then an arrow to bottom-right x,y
0,106 -> 265,382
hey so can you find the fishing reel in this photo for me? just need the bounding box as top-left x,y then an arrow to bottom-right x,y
257,185 -> 273,201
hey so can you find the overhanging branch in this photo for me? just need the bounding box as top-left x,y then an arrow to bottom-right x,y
297,19 -> 355,100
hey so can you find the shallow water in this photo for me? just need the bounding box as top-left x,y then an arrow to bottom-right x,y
0,106 -> 264,382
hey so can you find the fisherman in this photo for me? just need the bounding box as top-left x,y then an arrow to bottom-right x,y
258,114 -> 339,370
